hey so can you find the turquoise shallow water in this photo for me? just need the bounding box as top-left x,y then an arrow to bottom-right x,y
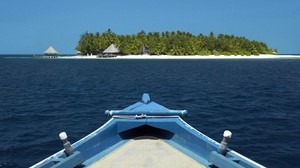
0,56 -> 300,167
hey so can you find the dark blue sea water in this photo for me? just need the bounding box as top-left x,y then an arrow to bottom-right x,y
0,56 -> 300,168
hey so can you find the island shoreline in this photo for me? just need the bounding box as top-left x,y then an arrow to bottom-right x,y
53,54 -> 300,59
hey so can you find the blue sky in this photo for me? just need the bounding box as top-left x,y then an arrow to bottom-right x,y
1,0 -> 299,54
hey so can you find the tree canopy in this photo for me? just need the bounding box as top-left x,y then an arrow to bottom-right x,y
76,30 -> 276,56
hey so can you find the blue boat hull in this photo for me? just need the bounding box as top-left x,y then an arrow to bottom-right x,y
31,94 -> 265,168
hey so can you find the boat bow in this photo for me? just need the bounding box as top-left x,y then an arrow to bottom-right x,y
105,93 -> 188,117
31,93 -> 265,168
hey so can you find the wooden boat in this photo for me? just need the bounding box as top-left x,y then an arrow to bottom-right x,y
31,93 -> 265,168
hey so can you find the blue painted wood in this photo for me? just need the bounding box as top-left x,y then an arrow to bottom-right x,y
32,93 -> 265,168
142,93 -> 150,103
210,151 -> 244,168
51,151 -> 83,168
37,151 -> 83,168
105,93 -> 188,116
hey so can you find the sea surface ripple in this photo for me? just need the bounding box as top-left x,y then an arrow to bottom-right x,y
0,57 -> 299,167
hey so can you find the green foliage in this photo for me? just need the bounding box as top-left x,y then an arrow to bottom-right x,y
76,30 -> 275,55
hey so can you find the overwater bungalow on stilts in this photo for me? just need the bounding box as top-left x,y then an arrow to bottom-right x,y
44,46 -> 58,58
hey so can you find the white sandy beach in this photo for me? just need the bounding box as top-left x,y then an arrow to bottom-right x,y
115,54 -> 300,59
57,54 -> 300,59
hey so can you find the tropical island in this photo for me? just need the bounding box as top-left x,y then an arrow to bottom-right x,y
75,29 -> 277,56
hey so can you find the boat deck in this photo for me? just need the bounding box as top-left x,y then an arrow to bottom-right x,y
88,136 -> 205,168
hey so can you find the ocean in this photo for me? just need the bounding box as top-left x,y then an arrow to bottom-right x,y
0,56 -> 299,167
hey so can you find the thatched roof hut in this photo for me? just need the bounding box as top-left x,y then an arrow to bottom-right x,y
44,46 -> 58,56
103,44 -> 119,55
